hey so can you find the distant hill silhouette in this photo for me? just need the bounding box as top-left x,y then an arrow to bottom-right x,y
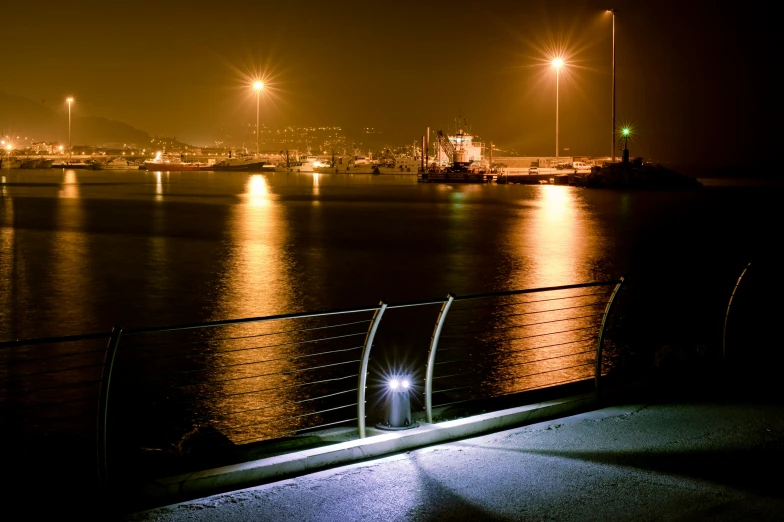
0,92 -> 151,148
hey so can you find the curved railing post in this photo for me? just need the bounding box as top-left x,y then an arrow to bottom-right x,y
425,293 -> 455,423
595,278 -> 624,393
97,324 -> 123,489
723,262 -> 751,363
357,302 -> 387,438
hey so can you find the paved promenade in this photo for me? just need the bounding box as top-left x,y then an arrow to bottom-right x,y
125,395 -> 784,521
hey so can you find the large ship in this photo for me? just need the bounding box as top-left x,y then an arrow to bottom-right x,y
144,152 -> 205,171
205,151 -> 266,171
418,127 -> 493,183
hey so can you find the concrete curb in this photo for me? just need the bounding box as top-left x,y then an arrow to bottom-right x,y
139,391 -> 599,505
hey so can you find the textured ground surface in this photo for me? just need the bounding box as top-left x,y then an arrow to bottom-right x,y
125,398 -> 784,521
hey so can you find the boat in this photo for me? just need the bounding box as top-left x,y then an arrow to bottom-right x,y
275,149 -> 323,172
91,157 -> 140,170
204,151 -> 266,171
20,158 -> 54,169
417,127 -> 493,183
51,161 -> 93,169
144,152 -> 205,172
1,157 -> 23,169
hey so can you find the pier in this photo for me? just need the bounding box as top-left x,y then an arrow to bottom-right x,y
128,383 -> 784,521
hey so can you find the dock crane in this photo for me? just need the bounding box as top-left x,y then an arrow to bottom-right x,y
436,129 -> 471,172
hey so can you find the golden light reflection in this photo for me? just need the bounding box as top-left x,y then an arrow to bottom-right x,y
247,174 -> 270,206
155,172 -> 163,202
53,171 -> 88,333
493,185 -> 598,397
211,173 -> 296,443
0,196 -> 14,339
528,185 -> 585,286
59,170 -> 79,199
312,172 -> 320,197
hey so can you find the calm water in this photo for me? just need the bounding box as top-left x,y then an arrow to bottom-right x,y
1,170 -> 777,337
0,169 -> 779,452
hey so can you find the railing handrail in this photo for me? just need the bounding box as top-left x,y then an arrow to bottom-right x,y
723,262 -> 751,362
123,305 -> 385,336
0,331 -> 112,350
453,281 -> 622,302
0,280 -> 623,348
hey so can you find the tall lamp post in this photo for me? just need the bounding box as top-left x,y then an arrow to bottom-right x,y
551,58 -> 564,164
253,81 -> 264,157
66,97 -> 74,162
607,9 -> 617,162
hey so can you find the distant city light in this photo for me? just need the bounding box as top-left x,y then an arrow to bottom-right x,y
551,57 -> 564,69
253,80 -> 264,91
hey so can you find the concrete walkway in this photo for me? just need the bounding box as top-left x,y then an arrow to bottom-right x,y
125,397 -> 784,521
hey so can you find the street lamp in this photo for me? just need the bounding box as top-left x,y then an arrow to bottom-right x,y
607,9 -> 617,162
66,97 -> 74,163
551,58 -> 564,164
252,81 -> 264,157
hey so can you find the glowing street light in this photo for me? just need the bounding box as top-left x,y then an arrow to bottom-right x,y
551,58 -> 565,162
253,81 -> 264,157
66,97 -> 74,162
607,9 -> 617,162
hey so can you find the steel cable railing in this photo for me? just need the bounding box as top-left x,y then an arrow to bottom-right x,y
424,279 -> 625,422
0,334 -> 110,455
0,277 -> 627,492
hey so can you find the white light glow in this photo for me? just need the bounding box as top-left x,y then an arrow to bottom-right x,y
389,379 -> 400,390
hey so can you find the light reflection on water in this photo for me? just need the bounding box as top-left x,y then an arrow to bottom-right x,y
53,169 -> 90,331
209,174 -> 299,443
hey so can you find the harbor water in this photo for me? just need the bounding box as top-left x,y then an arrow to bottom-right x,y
0,169 -> 779,458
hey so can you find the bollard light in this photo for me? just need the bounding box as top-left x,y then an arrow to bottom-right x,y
377,376 -> 418,431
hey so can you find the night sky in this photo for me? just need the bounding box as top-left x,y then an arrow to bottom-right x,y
1,0 -> 774,166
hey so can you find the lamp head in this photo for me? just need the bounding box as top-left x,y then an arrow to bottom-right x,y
551,58 -> 564,69
389,377 -> 411,391
253,81 -> 264,91
66,97 -> 74,104
622,128 -> 630,137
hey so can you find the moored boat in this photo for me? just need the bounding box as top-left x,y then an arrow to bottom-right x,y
51,161 -> 93,169
92,157 -> 141,170
418,127 -> 493,183
144,152 -> 205,171
21,158 -> 54,169
204,154 -> 266,171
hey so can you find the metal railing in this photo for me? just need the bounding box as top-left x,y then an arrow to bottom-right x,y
423,280 -> 624,422
0,278 -> 625,490
723,262 -> 751,362
0,330 -> 112,486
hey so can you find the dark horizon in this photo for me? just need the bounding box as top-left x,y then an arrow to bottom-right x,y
1,0 -> 775,167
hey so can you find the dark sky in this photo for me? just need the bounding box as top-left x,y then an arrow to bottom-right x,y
1,0 -> 774,166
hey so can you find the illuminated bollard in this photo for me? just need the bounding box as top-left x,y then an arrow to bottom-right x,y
377,378 -> 418,430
